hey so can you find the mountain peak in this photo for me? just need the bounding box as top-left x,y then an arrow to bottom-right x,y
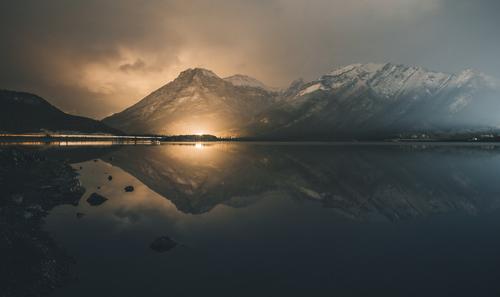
103,62 -> 500,139
177,68 -> 220,80
454,68 -> 498,88
326,63 -> 386,77
224,74 -> 274,91
103,68 -> 278,136
324,63 -> 452,79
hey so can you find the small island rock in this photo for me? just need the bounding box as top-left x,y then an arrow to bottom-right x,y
150,236 -> 178,252
86,193 -> 108,206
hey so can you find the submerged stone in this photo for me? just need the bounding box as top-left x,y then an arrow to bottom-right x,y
11,194 -> 24,204
150,236 -> 178,252
86,193 -> 108,206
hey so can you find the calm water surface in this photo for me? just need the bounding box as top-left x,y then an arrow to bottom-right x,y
25,143 -> 500,296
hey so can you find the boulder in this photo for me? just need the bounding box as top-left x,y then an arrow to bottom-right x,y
150,236 -> 178,252
86,193 -> 108,206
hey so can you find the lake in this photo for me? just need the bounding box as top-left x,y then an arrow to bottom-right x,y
3,142 -> 500,296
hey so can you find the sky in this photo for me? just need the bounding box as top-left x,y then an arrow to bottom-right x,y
1,0 -> 499,119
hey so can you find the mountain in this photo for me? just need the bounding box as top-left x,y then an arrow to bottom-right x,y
103,68 -> 278,136
0,90 -> 121,134
224,74 -> 277,91
103,64 -> 500,139
249,63 -> 500,140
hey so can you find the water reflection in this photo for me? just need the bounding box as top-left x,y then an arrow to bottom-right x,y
48,143 -> 500,297
5,143 -> 500,296
105,143 -> 275,214
102,143 -> 500,220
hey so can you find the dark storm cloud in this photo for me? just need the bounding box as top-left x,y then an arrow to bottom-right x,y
1,0 -> 499,118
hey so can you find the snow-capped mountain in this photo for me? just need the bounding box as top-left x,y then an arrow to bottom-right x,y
103,68 -> 278,136
224,74 -> 277,92
104,63 -> 500,139
248,63 -> 500,139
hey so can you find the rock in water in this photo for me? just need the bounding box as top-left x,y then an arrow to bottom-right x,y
124,186 -> 134,192
86,193 -> 108,206
150,236 -> 178,252
108,175 -> 112,181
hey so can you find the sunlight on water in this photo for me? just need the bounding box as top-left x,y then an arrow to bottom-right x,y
6,143 -> 500,297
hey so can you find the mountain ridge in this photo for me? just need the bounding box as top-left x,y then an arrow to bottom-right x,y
223,74 -> 277,92
103,68 -> 278,136
248,63 -> 500,139
0,89 -> 121,134
103,63 -> 500,139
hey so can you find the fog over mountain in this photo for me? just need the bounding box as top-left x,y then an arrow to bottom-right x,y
104,64 -> 500,139
103,68 -> 278,136
2,0 -> 500,118
250,63 -> 500,139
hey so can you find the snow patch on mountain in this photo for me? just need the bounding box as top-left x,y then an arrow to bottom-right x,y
293,63 -> 497,101
298,83 -> 327,96
224,74 -> 276,91
448,94 -> 471,113
251,63 -> 500,139
104,63 -> 500,139
326,63 -> 384,78
103,68 -> 278,136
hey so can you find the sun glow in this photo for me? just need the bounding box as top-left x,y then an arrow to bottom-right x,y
195,143 -> 204,149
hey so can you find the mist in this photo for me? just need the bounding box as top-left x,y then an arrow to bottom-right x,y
1,0 -> 500,118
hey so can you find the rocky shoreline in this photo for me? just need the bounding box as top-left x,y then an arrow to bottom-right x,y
0,148 -> 85,297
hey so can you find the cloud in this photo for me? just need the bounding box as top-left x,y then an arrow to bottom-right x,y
0,0 -> 499,119
119,59 -> 147,73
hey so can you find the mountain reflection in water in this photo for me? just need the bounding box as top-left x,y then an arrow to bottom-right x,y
105,143 -> 500,220
4,143 -> 500,297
